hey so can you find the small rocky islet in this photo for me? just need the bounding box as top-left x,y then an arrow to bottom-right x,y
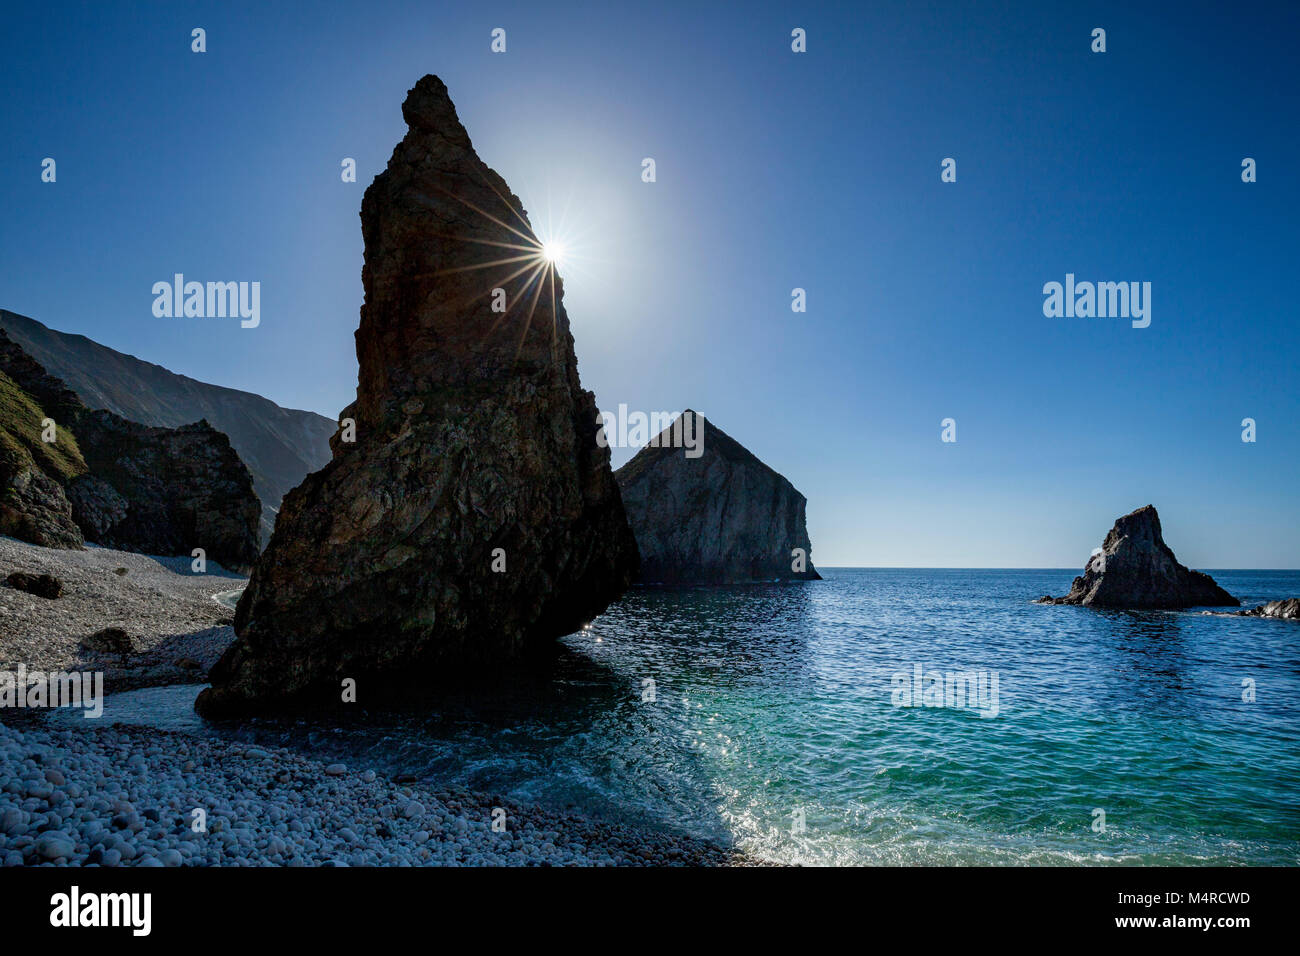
1235,598 -> 1300,620
1037,504 -> 1241,610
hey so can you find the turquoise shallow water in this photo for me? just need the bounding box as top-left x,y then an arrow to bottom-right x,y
89,569 -> 1300,865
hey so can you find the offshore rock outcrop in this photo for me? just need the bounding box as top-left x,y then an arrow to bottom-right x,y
197,75 -> 639,716
1039,504 -> 1237,609
614,411 -> 820,584
0,330 -> 260,571
1236,599 -> 1300,620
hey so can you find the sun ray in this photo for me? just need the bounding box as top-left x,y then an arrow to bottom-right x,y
513,259 -> 551,363
458,255 -> 548,316
422,175 -> 591,362
474,169 -> 541,243
429,183 -> 540,249
427,232 -> 540,254
434,252 -> 539,276
548,262 -> 559,355
481,260 -> 548,345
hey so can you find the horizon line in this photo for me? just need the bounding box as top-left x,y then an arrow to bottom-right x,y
815,566 -> 1300,572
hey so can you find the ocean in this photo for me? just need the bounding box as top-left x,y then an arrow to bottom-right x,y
92,569 -> 1300,865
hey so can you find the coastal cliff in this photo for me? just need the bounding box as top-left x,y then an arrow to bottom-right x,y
0,330 -> 260,571
197,75 -> 639,716
614,411 -> 820,584
0,309 -> 335,546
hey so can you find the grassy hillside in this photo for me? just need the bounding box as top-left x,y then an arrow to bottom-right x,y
0,369 -> 87,483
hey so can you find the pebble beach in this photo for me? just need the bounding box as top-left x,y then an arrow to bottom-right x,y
0,536 -> 758,867
0,722 -> 749,867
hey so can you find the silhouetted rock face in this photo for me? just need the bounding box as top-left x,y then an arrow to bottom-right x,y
0,330 -> 260,571
615,411 -> 820,584
69,413 -> 261,571
1237,599 -> 1300,620
1040,505 -> 1237,609
196,75 -> 638,716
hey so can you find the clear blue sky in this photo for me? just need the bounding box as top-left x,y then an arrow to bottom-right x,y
2,1 -> 1296,567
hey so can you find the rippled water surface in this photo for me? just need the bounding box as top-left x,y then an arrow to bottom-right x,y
93,570 -> 1300,865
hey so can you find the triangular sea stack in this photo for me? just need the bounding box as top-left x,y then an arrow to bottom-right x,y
615,411 -> 820,584
197,75 -> 639,716
1040,505 -> 1237,609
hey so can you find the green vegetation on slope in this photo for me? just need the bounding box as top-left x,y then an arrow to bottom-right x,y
0,369 -> 87,483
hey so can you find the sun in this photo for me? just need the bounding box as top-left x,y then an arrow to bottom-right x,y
541,240 -> 565,266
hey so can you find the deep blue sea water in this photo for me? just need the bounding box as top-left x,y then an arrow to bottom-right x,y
91,569 -> 1300,865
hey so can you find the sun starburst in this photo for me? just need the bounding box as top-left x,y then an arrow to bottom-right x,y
424,173 -> 598,362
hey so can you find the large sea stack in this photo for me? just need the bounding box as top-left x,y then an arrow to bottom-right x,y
1040,504 -> 1237,609
197,75 -> 639,716
615,411 -> 820,584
